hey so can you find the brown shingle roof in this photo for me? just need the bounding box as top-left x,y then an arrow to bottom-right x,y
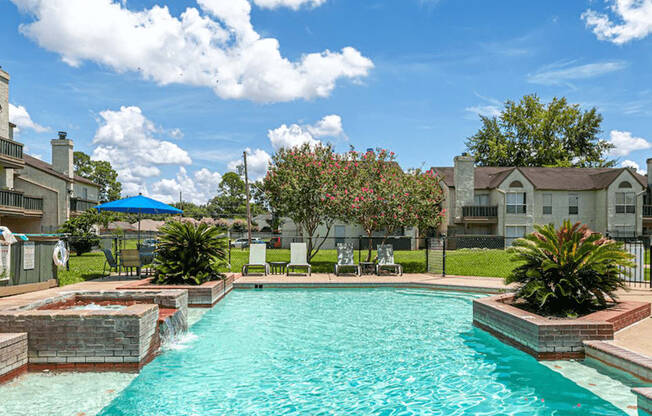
433,166 -> 647,191
23,154 -> 99,187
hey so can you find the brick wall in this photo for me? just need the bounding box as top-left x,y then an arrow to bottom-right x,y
473,294 -> 648,360
0,333 -> 27,383
120,275 -> 234,307
0,304 -> 159,371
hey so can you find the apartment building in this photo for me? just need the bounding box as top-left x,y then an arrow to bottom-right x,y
434,154 -> 651,246
0,69 -> 99,233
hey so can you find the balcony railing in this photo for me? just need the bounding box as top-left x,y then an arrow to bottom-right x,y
0,137 -> 23,161
70,197 -> 97,212
462,205 -> 498,217
0,189 -> 23,209
644,205 -> 652,217
23,196 -> 43,211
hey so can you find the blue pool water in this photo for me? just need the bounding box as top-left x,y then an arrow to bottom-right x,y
99,289 -> 627,415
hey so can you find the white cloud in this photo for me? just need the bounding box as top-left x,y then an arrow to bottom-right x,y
10,0 -> 372,103
607,130 -> 651,157
150,166 -> 222,204
621,160 -> 646,175
268,114 -> 344,151
8,103 -> 49,133
465,105 -> 501,118
252,0 -> 326,10
527,60 -> 627,86
91,106 -> 191,195
227,148 -> 271,180
582,0 -> 652,44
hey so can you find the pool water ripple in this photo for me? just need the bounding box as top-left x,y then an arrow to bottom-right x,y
98,289 -> 628,415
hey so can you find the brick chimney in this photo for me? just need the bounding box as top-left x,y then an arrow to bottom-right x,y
51,131 -> 74,179
453,153 -> 475,221
0,69 -> 9,140
647,158 -> 652,187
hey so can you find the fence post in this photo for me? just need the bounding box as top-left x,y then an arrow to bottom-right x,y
425,237 -> 429,273
442,237 -> 446,277
358,235 -> 361,264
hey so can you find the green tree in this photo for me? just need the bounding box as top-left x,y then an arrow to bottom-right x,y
59,210 -> 101,256
208,172 -> 246,217
465,95 -> 614,168
264,143 -> 341,260
172,201 -> 209,219
73,151 -> 122,202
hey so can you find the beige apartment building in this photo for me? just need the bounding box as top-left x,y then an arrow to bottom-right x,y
0,69 -> 99,233
435,154 -> 652,246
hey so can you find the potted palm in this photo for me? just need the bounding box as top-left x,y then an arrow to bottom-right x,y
506,220 -> 633,317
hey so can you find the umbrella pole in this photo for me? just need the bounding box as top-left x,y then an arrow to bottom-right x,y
138,210 -> 141,247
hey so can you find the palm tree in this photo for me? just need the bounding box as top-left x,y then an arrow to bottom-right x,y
506,221 -> 633,315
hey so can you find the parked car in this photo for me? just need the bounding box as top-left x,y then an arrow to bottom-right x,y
230,238 -> 266,249
230,238 -> 249,248
266,237 -> 282,249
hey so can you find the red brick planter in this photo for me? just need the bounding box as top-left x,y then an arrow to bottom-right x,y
473,294 -> 651,360
118,275 -> 234,307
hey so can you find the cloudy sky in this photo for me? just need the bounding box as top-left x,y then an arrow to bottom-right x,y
2,0 -> 652,203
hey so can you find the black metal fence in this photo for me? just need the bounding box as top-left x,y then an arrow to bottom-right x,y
616,239 -> 651,288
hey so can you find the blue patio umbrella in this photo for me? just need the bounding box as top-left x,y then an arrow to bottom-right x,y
95,194 -> 182,243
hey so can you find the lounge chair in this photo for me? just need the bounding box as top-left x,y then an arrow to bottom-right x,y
102,249 -> 120,275
287,242 -> 311,276
242,243 -> 270,276
120,249 -> 142,276
334,243 -> 360,276
376,244 -> 403,276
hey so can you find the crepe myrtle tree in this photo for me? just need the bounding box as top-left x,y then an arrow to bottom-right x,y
263,143 -> 342,261
325,149 -> 445,261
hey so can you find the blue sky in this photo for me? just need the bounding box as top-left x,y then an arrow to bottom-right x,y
1,0 -> 651,203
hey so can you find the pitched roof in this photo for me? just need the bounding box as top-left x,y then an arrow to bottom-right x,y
23,154 -> 99,187
433,166 -> 647,191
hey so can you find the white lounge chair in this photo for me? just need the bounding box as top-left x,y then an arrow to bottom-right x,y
287,242 -> 311,276
242,244 -> 270,276
334,243 -> 360,276
376,244 -> 402,276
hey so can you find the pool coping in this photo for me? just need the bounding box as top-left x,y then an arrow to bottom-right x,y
584,340 -> 652,383
633,388 -> 652,415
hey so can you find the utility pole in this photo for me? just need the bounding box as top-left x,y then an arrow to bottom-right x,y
243,151 -> 252,245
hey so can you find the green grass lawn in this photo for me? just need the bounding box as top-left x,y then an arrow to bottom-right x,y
446,249 -> 518,278
58,240 -> 140,286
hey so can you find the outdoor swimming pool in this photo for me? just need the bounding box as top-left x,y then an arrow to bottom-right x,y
89,288 -> 635,415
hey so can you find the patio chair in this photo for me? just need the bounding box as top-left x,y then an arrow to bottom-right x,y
242,244 -> 270,276
287,242 -> 311,276
376,244 -> 402,276
334,243 -> 360,276
138,246 -> 156,276
102,249 -> 120,276
120,249 -> 142,276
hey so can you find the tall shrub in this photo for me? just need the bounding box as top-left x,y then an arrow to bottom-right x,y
154,221 -> 227,285
507,221 -> 633,315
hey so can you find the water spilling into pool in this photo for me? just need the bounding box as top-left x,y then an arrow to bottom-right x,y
158,310 -> 187,349
96,289 -> 636,415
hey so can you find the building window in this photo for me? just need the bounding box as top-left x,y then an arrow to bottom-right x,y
474,194 -> 489,206
616,192 -> 635,214
568,193 -> 579,215
619,181 -> 632,189
82,188 -> 88,199
505,226 -> 526,246
543,193 -> 552,215
506,192 -> 526,214
509,180 -> 523,188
